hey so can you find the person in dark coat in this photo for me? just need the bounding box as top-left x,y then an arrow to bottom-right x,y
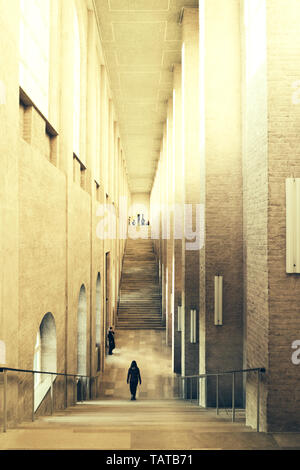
127,360 -> 142,400
107,326 -> 115,355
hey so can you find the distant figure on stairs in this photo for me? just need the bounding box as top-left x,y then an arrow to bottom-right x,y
127,360 -> 142,401
107,326 -> 115,355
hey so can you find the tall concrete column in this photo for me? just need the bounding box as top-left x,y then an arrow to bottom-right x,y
181,8 -> 200,379
100,67 -> 108,194
199,0 -> 243,407
173,64 -> 183,373
166,98 -> 174,346
59,0 -> 76,397
161,127 -> 168,328
86,9 -> 97,379
86,9 -> 97,194
59,0 -> 74,177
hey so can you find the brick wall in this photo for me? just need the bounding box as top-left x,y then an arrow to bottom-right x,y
242,0 -> 269,430
266,0 -> 300,431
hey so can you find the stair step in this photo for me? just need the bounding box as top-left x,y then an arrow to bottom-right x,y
118,238 -> 163,331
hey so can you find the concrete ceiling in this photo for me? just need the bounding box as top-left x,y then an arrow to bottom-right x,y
94,0 -> 198,194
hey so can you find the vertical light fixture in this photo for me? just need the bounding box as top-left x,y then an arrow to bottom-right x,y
214,275 -> 223,325
286,178 -> 300,273
178,306 -> 182,332
190,309 -> 196,343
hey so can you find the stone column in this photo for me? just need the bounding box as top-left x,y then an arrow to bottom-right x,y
86,9 -> 97,379
59,0 -> 76,400
173,64 -> 183,374
199,0 -> 243,407
86,9 -> 97,194
161,126 -> 168,328
166,98 -> 174,346
181,8 -> 200,381
59,0 -> 74,177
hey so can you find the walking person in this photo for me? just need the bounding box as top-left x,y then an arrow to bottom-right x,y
107,326 -> 115,355
127,360 -> 142,401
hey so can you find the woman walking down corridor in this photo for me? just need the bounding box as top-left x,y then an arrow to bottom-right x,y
107,326 -> 115,355
127,360 -> 142,401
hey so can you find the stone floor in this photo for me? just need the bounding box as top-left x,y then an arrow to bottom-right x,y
0,329 -> 299,450
99,329 -> 176,400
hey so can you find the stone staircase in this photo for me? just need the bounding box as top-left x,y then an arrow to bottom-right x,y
117,236 -> 163,329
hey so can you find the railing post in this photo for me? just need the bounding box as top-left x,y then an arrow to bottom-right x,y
81,378 -> 84,403
232,372 -> 235,423
32,372 -> 35,422
197,376 -> 199,405
257,369 -> 260,432
216,375 -> 219,416
3,369 -> 7,433
50,374 -> 54,415
190,378 -> 192,402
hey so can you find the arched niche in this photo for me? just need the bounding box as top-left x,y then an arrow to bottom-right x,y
40,312 -> 57,373
77,284 -> 87,376
96,273 -> 101,346
95,273 -> 101,372
33,312 -> 57,411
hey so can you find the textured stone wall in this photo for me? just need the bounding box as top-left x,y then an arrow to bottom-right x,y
0,0 -> 130,429
0,0 -> 20,428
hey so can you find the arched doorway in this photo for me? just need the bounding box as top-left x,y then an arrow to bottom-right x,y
33,313 -> 57,411
77,284 -> 87,401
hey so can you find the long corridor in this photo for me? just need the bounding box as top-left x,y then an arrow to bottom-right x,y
0,330 -> 299,450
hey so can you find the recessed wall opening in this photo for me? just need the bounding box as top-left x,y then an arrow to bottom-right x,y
33,312 -> 57,412
95,273 -> 101,372
77,284 -> 87,401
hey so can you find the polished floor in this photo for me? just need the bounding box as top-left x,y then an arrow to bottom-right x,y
0,329 -> 299,450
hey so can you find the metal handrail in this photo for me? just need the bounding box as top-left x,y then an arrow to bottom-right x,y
181,367 -> 266,379
0,366 -> 90,378
0,366 -> 97,433
179,367 -> 266,432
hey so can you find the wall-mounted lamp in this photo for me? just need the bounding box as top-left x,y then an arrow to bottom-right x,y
190,309 -> 197,343
286,178 -> 300,273
214,275 -> 223,326
178,306 -> 182,332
